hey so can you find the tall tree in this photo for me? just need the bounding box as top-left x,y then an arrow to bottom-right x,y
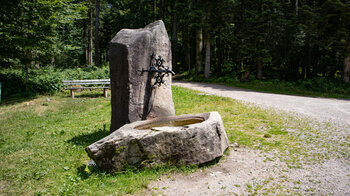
2,0 -> 350,84
171,0 -> 177,69
153,0 -> 157,21
344,43 -> 350,83
0,0 -> 87,78
195,27 -> 203,74
94,0 -> 101,66
342,2 -> 350,83
204,31 -> 210,78
88,4 -> 93,66
203,0 -> 211,78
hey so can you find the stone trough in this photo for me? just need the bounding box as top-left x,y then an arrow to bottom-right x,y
85,112 -> 229,173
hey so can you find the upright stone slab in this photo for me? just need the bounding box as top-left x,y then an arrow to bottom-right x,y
109,20 -> 175,132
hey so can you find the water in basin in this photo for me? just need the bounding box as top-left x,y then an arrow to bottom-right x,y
135,117 -> 204,130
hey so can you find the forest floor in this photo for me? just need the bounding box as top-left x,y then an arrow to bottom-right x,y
148,81 -> 350,195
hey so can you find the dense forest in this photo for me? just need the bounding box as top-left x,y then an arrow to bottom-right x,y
1,0 -> 350,90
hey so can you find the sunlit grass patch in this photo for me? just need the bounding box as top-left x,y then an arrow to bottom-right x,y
172,86 -> 295,149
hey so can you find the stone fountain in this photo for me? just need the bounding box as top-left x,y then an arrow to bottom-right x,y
85,20 -> 229,172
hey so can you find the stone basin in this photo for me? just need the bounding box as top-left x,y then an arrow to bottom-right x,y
85,112 -> 229,173
134,115 -> 205,130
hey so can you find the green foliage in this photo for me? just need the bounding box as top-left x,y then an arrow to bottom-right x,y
0,66 -> 109,97
0,0 -> 88,68
1,0 -> 350,90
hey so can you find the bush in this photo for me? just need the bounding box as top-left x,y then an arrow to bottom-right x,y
298,78 -> 349,94
181,72 -> 350,98
0,66 -> 110,98
0,69 -> 26,97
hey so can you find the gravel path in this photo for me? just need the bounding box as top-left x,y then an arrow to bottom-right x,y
147,81 -> 350,195
148,148 -> 350,195
173,81 -> 350,125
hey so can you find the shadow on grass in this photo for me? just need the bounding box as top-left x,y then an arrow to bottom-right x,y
67,124 -> 110,147
71,125 -> 111,178
61,89 -> 110,99
75,152 -> 226,180
76,164 -> 106,179
0,93 -> 38,106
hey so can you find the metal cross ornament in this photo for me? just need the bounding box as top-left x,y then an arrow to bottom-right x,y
142,53 -> 175,87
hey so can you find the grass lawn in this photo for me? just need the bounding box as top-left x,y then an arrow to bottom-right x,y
0,87 -> 348,195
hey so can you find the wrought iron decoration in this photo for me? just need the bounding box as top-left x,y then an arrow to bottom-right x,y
142,53 -> 175,87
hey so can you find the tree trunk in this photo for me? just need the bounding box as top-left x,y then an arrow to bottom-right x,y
256,57 -> 263,79
88,6 -> 93,66
204,32 -> 210,78
25,63 -> 29,93
295,0 -> 298,15
171,0 -> 177,71
25,50 -> 31,93
159,0 -> 164,20
217,37 -> 223,75
185,29 -> 191,72
301,41 -> 310,79
34,51 -> 39,69
85,47 -> 89,65
301,64 -> 306,79
51,57 -> 55,67
306,42 -> 312,79
153,0 -> 157,21
343,43 -> 350,83
195,27 -> 203,74
94,0 -> 100,66
83,19 -> 88,65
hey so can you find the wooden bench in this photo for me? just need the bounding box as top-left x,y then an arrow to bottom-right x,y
63,79 -> 110,98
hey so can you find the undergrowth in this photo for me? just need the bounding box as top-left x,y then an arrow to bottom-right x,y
180,73 -> 350,98
0,65 -> 110,98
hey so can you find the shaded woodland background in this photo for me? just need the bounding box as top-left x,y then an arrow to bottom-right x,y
1,0 -> 350,97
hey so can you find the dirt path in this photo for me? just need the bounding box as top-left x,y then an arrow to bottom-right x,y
173,81 -> 350,125
147,81 -> 350,195
148,148 -> 350,195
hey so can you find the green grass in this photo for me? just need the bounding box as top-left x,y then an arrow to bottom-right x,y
0,90 -> 198,195
172,86 -> 306,154
180,74 -> 350,98
1,87 -> 348,195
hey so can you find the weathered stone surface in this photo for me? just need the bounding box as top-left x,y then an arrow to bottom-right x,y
109,20 -> 175,132
85,112 -> 229,173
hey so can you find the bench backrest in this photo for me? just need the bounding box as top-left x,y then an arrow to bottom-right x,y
63,79 -> 110,86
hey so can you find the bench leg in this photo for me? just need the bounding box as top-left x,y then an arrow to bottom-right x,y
104,89 -> 108,98
71,90 -> 75,99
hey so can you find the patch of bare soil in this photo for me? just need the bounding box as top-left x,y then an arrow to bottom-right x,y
147,148 -> 280,195
285,158 -> 350,195
0,180 -> 9,196
147,147 -> 350,195
1,97 -> 58,115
